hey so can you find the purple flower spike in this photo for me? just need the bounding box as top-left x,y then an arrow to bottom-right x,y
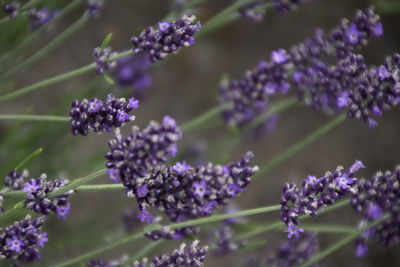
7,236 -> 24,252
56,203 -> 71,220
107,168 -> 120,183
285,224 -> 304,239
173,161 -> 191,174
193,180 -> 207,199
23,179 -> 40,195
37,232 -> 48,247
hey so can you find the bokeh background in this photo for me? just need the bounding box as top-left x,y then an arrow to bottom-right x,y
0,0 -> 400,266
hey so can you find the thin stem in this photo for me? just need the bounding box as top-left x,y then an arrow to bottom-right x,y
15,147 -> 43,171
74,183 -> 125,193
0,115 -> 70,122
56,204 -> 281,267
3,12 -> 90,79
299,214 -> 390,267
180,103 -> 230,134
254,114 -> 347,180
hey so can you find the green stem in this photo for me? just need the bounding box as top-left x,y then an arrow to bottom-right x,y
0,0 -> 84,73
254,114 -> 347,180
15,147 -> 43,171
180,103 -> 229,134
56,204 -> 281,267
299,214 -> 390,267
0,115 -> 70,122
2,12 -> 90,79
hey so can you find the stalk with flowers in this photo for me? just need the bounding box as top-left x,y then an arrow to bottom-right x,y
0,0 -> 399,266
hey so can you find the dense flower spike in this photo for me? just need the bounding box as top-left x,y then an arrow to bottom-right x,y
2,1 -> 19,18
351,166 -> 400,257
24,173 -> 71,219
69,94 -> 138,136
273,0 -> 312,13
28,8 -> 59,30
267,233 -> 319,266
133,241 -> 208,267
93,47 -> 118,75
219,7 -> 384,128
280,160 -> 364,237
136,152 -> 257,240
105,115 -> 181,190
3,169 -> 29,190
130,14 -> 201,63
113,55 -> 152,94
86,0 -> 103,17
0,215 -> 47,264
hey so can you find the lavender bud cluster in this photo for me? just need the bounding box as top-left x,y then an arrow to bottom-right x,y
4,169 -> 29,190
351,166 -> 400,257
140,152 -> 258,240
280,160 -> 364,238
133,241 -> 208,267
2,1 -> 19,18
0,215 -> 48,264
23,173 -> 71,219
131,14 -> 201,63
105,115 -> 181,189
86,0 -> 103,17
219,7 -> 385,128
28,8 -> 59,30
267,233 -> 319,266
69,94 -> 139,136
93,46 -> 118,75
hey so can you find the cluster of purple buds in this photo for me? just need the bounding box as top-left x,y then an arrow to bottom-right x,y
4,169 -> 29,190
351,166 -> 400,257
93,46 -> 118,75
28,8 -> 59,30
87,256 -> 128,267
86,0 -> 103,17
2,1 -> 19,18
136,152 -> 257,240
267,233 -> 319,266
273,0 -> 312,13
145,226 -> 199,241
105,115 -> 181,189
0,215 -> 48,264
113,55 -> 152,94
132,241 -> 208,267
23,173 -> 71,220
236,0 -> 266,22
131,14 -> 201,63
280,160 -> 365,238
69,94 -> 139,136
219,7 -> 385,128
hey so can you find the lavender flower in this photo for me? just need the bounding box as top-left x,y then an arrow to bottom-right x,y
93,47 -> 118,75
113,55 -> 152,95
69,94 -> 138,136
24,173 -> 71,218
280,160 -> 364,237
351,166 -> 400,256
29,8 -> 59,30
211,221 -> 246,255
133,241 -> 208,267
130,14 -> 201,63
138,152 -> 257,240
105,115 -> 182,190
3,169 -> 29,190
86,0 -> 103,17
267,233 -> 319,266
2,1 -> 19,18
237,0 -> 267,22
0,215 -> 47,264
219,7 -> 386,128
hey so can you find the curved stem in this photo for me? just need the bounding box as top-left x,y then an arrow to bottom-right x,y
253,114 -> 347,181
2,12 -> 90,79
0,115 -> 70,122
56,204 -> 281,267
299,214 -> 389,267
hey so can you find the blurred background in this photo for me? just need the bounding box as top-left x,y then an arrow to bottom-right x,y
0,0 -> 400,266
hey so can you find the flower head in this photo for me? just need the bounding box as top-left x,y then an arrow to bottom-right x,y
173,161 -> 191,174
56,203 -> 70,220
107,168 -> 120,183
7,236 -> 24,252
285,224 -> 304,239
37,232 -> 48,247
23,179 -> 40,195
